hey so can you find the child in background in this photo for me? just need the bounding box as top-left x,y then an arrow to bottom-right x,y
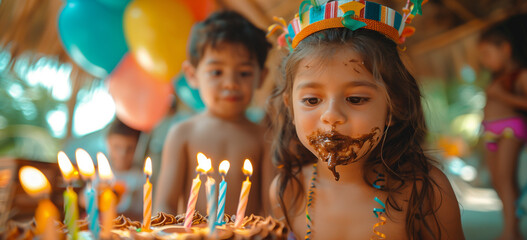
106,118 -> 143,220
478,14 -> 527,240
267,1 -> 464,239
154,11 -> 273,216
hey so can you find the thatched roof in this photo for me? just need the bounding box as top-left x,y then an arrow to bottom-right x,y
1,0 -> 526,139
2,0 -> 526,79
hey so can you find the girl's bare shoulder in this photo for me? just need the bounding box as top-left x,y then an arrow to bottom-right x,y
413,165 -> 464,239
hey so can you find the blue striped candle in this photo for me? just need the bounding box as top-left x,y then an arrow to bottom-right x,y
216,179 -> 227,224
85,183 -> 100,238
206,177 -> 217,236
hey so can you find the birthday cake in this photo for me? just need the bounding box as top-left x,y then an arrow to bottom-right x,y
5,212 -> 288,240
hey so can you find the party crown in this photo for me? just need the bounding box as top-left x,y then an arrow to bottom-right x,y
267,0 -> 427,50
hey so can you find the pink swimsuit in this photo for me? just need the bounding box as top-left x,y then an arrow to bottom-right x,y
482,117 -> 527,151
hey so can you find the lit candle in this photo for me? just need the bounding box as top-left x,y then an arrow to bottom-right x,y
19,166 -> 59,240
97,152 -> 117,239
203,157 -> 217,236
234,159 -> 253,228
75,148 -> 100,237
183,153 -> 206,229
216,160 -> 230,225
57,151 -> 79,240
143,157 -> 153,231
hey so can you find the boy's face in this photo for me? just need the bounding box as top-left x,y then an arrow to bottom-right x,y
186,42 -> 264,118
478,41 -> 510,73
290,48 -> 388,179
107,134 -> 138,172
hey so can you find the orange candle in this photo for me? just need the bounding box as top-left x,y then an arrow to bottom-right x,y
97,153 -> 117,239
143,157 -> 153,231
19,166 -> 59,240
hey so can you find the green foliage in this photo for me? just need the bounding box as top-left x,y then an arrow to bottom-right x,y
0,60 -> 61,162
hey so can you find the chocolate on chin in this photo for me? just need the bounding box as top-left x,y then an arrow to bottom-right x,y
307,128 -> 381,181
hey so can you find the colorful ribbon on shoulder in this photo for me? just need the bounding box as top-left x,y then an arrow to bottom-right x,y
371,172 -> 386,239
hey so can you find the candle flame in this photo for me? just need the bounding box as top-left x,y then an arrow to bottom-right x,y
76,148 -> 95,180
57,151 -> 76,182
144,157 -> 152,176
219,160 -> 230,175
19,166 -> 51,197
196,152 -> 212,173
97,152 -> 114,181
242,159 -> 253,176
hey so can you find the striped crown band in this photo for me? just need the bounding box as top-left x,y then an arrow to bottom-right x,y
272,0 -> 425,49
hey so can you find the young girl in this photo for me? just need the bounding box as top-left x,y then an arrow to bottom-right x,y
267,1 -> 465,239
479,14 -> 527,240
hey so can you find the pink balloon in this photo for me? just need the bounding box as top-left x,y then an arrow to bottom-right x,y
108,54 -> 173,132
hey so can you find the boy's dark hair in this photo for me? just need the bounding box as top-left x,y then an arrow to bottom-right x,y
108,118 -> 141,139
187,10 -> 271,69
479,13 -> 527,68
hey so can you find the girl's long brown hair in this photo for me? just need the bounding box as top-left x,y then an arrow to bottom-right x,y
268,28 -> 443,239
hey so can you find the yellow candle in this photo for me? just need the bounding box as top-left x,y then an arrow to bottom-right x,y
97,153 -> 116,238
58,151 -> 79,240
234,159 -> 253,228
19,166 -> 59,240
143,157 -> 153,231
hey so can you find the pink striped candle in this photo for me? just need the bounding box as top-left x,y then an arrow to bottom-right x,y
234,159 -> 253,228
184,174 -> 201,229
184,153 -> 210,230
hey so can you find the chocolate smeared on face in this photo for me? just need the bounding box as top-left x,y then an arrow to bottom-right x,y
307,127 -> 381,181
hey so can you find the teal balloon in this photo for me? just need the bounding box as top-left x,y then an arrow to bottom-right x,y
58,0 -> 128,78
95,0 -> 131,10
174,74 -> 205,112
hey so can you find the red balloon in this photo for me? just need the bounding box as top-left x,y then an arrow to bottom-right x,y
182,0 -> 215,21
108,54 -> 173,132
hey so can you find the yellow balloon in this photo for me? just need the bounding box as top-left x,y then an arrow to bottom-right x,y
124,0 -> 194,81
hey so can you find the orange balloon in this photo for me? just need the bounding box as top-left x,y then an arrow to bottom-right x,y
108,54 -> 173,132
124,0 -> 194,81
182,0 -> 216,21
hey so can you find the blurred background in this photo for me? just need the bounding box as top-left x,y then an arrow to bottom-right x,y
0,0 -> 527,239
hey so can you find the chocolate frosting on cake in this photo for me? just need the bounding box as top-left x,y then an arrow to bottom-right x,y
6,212 -> 287,240
113,214 -> 142,230
5,219 -> 67,240
151,212 -> 179,226
230,214 -> 288,239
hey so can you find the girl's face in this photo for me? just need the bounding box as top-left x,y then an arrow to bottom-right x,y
478,41 -> 510,73
290,48 -> 389,180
